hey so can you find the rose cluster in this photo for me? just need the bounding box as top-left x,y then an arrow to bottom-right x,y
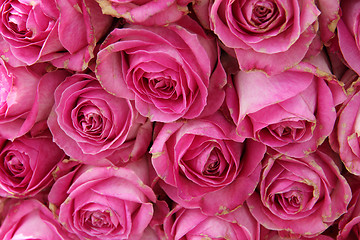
0,0 -> 360,239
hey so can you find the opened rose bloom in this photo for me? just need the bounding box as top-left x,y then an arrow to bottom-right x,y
48,72 -> 152,166
150,112 -> 266,215
194,0 -> 340,75
0,199 -> 78,239
0,59 -> 67,140
0,129 -> 65,198
48,156 -> 157,240
96,15 -> 227,122
0,0 -> 113,71
95,0 -> 193,26
247,146 -> 351,237
163,204 -> 259,239
226,53 -> 346,157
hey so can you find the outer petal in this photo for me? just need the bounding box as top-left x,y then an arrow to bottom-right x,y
316,0 -> 340,44
235,25 -> 318,75
338,19 -> 360,76
0,199 -> 78,240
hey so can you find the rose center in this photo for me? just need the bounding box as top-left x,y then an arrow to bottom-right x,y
5,153 -> 24,175
152,78 -> 172,90
275,190 -> 304,214
146,77 -> 176,98
274,126 -> 292,137
77,106 -> 103,135
266,120 -> 307,143
203,149 -> 221,176
85,211 -> 111,228
5,1 -> 33,35
251,1 -> 277,27
286,193 -> 300,207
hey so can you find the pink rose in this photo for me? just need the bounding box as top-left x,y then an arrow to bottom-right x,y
0,0 -> 113,71
0,130 -> 65,198
48,156 -> 157,240
247,146 -> 351,237
163,204 -> 260,239
0,60 -> 67,140
96,16 -> 227,122
0,199 -> 78,239
337,0 -> 360,76
195,0 -> 338,75
226,53 -> 346,157
331,79 -> 360,175
150,112 -> 266,215
261,226 -> 335,240
47,72 -> 152,165
338,176 -> 360,240
95,0 -> 193,26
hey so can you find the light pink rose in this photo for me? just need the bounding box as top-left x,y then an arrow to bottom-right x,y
337,0 -> 360,76
0,129 -> 65,198
0,59 -> 68,140
150,112 -> 266,216
226,53 -> 346,157
0,0 -> 113,71
0,199 -> 78,239
47,72 -> 152,166
96,15 -> 227,122
194,0 -> 339,75
48,156 -> 157,240
247,146 -> 351,237
163,204 -> 260,239
95,0 -> 193,26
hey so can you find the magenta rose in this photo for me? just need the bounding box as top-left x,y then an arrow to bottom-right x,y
48,156 -> 157,240
150,112 -> 266,216
0,60 -> 67,140
95,0 -> 193,26
247,146 -> 351,237
194,0 -> 340,75
0,199 -> 78,239
337,0 -> 360,76
96,16 -> 227,122
163,204 -> 260,239
48,72 -> 152,165
0,130 -> 65,198
0,0 -> 112,71
226,53 -> 346,157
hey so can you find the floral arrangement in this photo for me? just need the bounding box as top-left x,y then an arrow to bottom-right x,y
0,0 -> 360,239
